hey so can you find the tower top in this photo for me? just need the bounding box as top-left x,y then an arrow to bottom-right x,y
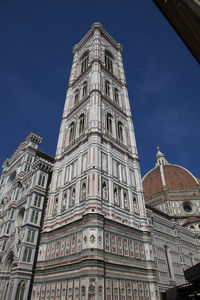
73,22 -> 123,53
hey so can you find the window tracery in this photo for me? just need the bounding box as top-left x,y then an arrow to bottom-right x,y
117,121 -> 123,142
105,50 -> 113,73
69,122 -> 76,143
114,88 -> 119,104
81,52 -> 89,74
106,113 -> 113,134
82,81 -> 87,97
79,114 -> 85,135
105,81 -> 111,97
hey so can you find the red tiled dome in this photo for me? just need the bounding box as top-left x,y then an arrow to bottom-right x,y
143,164 -> 199,200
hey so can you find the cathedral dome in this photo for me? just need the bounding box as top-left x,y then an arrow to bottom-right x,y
142,147 -> 200,205
143,164 -> 199,200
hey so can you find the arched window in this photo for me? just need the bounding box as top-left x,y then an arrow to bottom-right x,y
117,121 -> 123,142
105,81 -> 110,97
69,122 -> 76,143
81,52 -> 89,74
79,114 -> 85,135
82,82 -> 87,97
106,113 -> 113,134
16,281 -> 25,300
105,50 -> 113,73
114,88 -> 119,104
74,90 -> 79,104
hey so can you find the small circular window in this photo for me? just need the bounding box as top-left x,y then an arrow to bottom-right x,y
183,202 -> 192,213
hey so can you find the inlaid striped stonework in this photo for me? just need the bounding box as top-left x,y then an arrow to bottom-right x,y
32,23 -> 158,299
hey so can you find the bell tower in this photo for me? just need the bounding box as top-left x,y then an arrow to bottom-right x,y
33,23 -> 158,299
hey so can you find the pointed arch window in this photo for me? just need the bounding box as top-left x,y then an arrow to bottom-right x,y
106,113 -> 113,134
82,82 -> 88,97
69,122 -> 76,143
16,281 -> 25,300
23,247 -> 32,262
105,50 -> 113,73
105,81 -> 110,97
79,114 -> 85,135
117,121 -> 123,142
81,52 -> 89,74
74,90 -> 79,104
114,88 -> 119,104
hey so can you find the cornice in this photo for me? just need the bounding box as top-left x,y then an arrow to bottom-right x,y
73,23 -> 123,54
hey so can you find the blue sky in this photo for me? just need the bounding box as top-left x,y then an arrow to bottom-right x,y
0,0 -> 199,178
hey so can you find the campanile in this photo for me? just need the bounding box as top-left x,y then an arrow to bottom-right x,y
33,23 -> 158,299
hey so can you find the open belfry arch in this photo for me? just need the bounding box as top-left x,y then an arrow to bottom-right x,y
32,23 -> 158,299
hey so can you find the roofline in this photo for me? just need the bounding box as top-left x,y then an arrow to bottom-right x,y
73,22 -> 123,54
142,163 -> 200,186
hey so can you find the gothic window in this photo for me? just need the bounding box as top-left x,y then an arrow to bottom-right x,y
10,208 -> 14,219
79,114 -> 85,135
17,208 -> 25,226
114,185 -> 120,206
33,195 -> 42,207
2,240 -> 6,251
117,121 -> 123,142
102,180 -> 108,201
16,281 -> 25,300
74,89 -> 79,104
105,50 -> 113,73
27,154 -> 33,163
6,223 -> 11,234
81,52 -> 89,74
82,81 -> 88,97
30,210 -> 39,224
24,163 -> 30,173
80,180 -> 86,202
69,122 -> 76,143
23,248 -> 32,262
114,88 -> 119,104
27,230 -> 35,243
106,113 -> 113,134
38,173 -> 46,187
105,81 -> 111,97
